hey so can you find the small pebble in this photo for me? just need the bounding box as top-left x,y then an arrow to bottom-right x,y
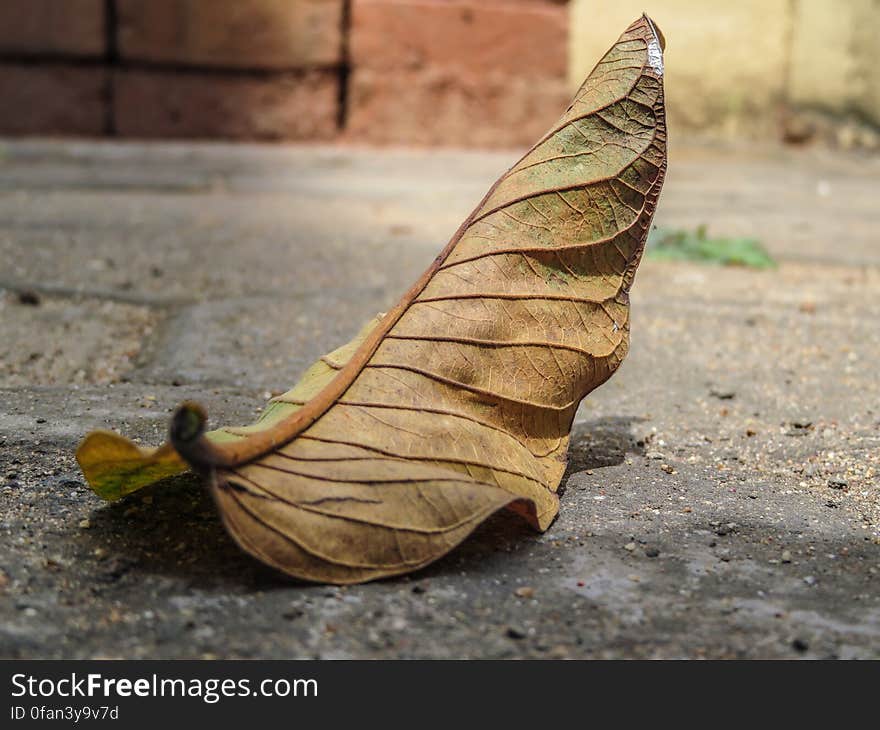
803,575 -> 817,586
78,518 -> 91,529
644,547 -> 660,558
17,289 -> 41,306
798,302 -> 816,315
623,542 -> 636,552
505,626 -> 526,640
781,550 -> 792,563
660,463 -> 676,474
828,479 -> 848,490
709,389 -> 736,400
514,586 -> 535,599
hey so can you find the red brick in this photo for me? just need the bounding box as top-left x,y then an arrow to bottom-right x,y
113,69 -> 339,141
0,64 -> 107,136
0,0 -> 105,58
347,0 -> 570,147
351,0 -> 568,78
345,67 -> 569,147
117,0 -> 343,70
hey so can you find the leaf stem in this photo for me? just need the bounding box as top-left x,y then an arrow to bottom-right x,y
169,401 -> 235,472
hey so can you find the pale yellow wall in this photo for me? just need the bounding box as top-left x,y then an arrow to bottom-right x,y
569,0 -> 880,136
850,0 -> 880,125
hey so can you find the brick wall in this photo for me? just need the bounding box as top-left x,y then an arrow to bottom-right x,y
0,0 -> 570,147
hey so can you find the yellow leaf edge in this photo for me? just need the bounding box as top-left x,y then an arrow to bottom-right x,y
76,314 -> 385,501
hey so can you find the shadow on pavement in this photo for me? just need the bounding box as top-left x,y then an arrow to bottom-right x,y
86,416 -> 647,588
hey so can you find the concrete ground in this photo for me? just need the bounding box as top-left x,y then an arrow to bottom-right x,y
1,138 -> 878,659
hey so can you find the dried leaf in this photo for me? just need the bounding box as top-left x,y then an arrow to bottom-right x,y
77,314 -> 384,500
77,16 -> 668,584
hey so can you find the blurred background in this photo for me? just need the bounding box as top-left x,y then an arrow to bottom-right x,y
1,0 -> 877,150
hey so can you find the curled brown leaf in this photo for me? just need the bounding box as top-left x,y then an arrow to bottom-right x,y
83,16 -> 668,584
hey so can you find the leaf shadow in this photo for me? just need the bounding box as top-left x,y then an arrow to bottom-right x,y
85,473 -> 290,591
417,415 -> 647,581
84,415 -> 646,589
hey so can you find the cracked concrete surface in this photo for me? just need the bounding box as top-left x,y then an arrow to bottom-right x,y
1,139 -> 878,658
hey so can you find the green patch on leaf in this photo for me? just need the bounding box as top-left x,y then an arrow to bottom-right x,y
647,225 -> 776,269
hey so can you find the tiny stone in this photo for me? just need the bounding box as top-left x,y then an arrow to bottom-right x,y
505,626 -> 526,640
791,638 -> 809,653
644,547 -> 660,558
798,301 -> 816,315
827,479 -> 848,490
709,388 -> 735,400
660,463 -> 675,474
803,575 -> 817,586
623,542 -> 636,552
16,289 -> 41,306
645,451 -> 665,460
781,550 -> 792,563
514,586 -> 535,599
78,518 -> 91,529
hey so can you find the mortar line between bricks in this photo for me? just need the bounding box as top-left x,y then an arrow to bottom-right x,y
125,300 -> 195,380
103,0 -> 118,136
0,279 -> 392,308
0,56 -> 341,78
0,279 -> 191,308
337,0 -> 353,130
